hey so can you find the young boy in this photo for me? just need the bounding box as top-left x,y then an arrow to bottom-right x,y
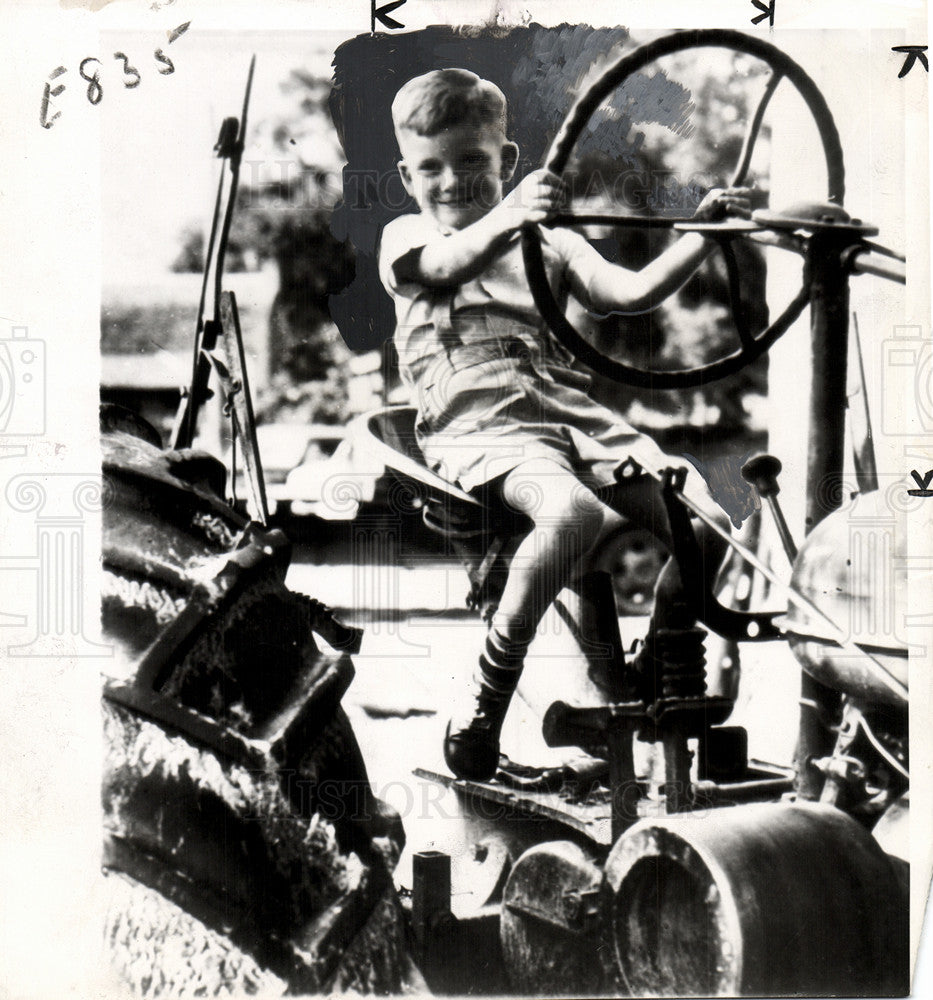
378,68 -> 750,781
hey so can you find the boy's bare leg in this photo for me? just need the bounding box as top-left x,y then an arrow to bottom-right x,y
443,460 -> 731,780
493,464 -> 730,652
445,459 -> 621,779
494,459 -> 622,636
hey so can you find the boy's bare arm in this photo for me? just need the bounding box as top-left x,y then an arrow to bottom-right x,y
394,170 -> 566,287
567,187 -> 753,315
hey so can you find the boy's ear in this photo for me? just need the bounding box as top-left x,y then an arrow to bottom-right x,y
499,142 -> 519,181
397,161 -> 415,196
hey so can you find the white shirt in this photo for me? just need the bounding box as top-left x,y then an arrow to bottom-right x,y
377,211 -> 597,389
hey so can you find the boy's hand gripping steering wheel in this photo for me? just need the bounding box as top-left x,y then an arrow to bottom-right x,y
521,28 -> 846,389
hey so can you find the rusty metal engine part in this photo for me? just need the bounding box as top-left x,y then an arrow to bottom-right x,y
500,841 -> 604,996
600,802 -> 908,997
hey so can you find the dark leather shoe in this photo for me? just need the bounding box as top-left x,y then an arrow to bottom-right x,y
443,713 -> 503,781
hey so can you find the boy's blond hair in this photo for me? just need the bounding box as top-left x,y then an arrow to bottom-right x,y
391,68 -> 507,139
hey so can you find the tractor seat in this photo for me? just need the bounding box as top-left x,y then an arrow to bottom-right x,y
363,406 -> 531,538
365,407 -> 480,506
362,406 -> 532,612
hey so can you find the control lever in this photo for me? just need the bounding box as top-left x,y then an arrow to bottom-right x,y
741,454 -> 798,561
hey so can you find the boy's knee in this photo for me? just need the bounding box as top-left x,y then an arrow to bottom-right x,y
533,501 -> 605,561
504,460 -> 603,529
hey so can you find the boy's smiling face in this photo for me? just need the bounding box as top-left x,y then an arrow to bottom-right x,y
397,125 -> 518,230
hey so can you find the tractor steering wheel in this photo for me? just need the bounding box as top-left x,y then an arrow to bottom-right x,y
521,28 -> 845,389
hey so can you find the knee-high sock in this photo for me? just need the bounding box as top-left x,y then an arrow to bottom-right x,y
473,627 -> 531,701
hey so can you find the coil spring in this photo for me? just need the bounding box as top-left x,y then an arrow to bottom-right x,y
655,626 -> 708,699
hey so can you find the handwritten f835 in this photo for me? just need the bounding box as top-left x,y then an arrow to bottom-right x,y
39,21 -> 190,129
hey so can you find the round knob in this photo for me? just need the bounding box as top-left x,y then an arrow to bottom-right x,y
741,453 -> 783,497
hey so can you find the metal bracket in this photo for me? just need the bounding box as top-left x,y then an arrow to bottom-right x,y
659,467 -> 782,642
